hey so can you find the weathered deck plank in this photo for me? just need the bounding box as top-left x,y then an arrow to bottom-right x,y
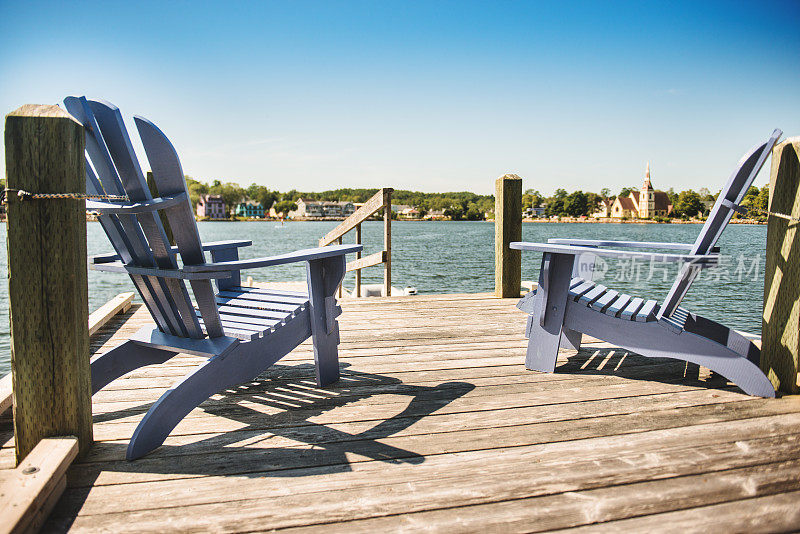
30,293 -> 800,532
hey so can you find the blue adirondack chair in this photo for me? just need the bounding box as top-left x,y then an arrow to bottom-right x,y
512,130 -> 782,398
63,96 -> 362,459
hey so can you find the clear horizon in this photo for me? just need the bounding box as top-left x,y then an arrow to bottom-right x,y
1,0 -> 798,196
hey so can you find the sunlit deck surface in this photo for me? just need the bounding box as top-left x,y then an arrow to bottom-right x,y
3,293 -> 799,532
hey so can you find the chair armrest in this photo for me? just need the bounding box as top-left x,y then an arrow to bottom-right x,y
546,239 -> 720,254
183,244 -> 363,273
510,242 -> 718,265
90,240 -> 252,264
196,240 -> 253,252
91,261 -> 232,279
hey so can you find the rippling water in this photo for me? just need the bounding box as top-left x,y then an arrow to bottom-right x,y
0,220 -> 767,376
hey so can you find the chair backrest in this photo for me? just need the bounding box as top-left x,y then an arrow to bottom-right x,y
658,129 -> 782,319
63,96 -> 224,338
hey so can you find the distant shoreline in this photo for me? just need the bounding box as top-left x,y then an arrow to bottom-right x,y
83,215 -> 766,225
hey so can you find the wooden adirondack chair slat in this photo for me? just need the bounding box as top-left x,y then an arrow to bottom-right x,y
605,294 -> 632,317
578,285 -> 608,307
135,115 -> 225,338
620,297 -> 645,320
227,286 -> 309,299
635,300 -> 659,322
568,280 -> 596,301
216,289 -> 310,306
67,96 -> 361,459
214,295 -> 305,314
590,289 -> 619,313
215,305 -> 291,321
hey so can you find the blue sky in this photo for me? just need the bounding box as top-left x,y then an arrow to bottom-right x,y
1,0 -> 798,195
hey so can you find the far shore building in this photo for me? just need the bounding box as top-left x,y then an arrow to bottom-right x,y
423,210 -> 447,220
594,164 -> 672,219
592,199 -> 612,218
399,207 -> 421,219
196,194 -> 226,219
523,204 -> 547,218
294,198 -> 355,218
235,200 -> 265,218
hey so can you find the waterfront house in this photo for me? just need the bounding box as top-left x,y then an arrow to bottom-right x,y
196,194 -> 226,219
235,200 -> 265,218
424,209 -> 447,220
399,207 -> 421,219
601,164 -> 672,219
523,205 -> 547,218
295,197 -> 323,217
391,204 -> 413,214
294,198 -> 355,218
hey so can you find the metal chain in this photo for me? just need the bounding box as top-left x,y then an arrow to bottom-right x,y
1,188 -> 129,204
746,205 -> 800,223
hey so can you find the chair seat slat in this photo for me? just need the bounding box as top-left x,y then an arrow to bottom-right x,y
215,295 -> 304,314
568,280 -> 595,301
590,290 -> 619,313
578,285 -> 607,307
605,294 -> 632,317
636,300 -> 659,322
620,297 -> 644,320
195,309 -> 288,329
227,286 -> 308,299
216,305 -> 292,321
217,289 -> 310,306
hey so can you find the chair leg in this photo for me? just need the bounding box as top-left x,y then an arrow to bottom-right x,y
526,252 -> 575,373
560,327 -> 582,351
307,256 -> 346,386
127,354 -> 230,460
90,341 -> 177,394
126,312 -> 313,459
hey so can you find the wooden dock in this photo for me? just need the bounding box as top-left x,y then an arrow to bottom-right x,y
2,293 -> 799,532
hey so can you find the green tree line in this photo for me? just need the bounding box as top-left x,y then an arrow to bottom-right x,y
183,176 -> 770,221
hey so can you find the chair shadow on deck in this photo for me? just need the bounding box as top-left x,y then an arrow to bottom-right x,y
556,344 -> 735,392
86,361 -> 475,473
47,362 -> 474,529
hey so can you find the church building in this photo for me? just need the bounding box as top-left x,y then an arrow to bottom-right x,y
594,164 -> 672,219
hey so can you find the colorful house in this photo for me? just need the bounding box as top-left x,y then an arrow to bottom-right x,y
235,201 -> 265,218
196,194 -> 226,219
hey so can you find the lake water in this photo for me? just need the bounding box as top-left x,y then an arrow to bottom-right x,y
0,220 -> 767,376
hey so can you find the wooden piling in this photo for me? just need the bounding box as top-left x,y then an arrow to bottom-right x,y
4,104 -> 93,463
495,174 -> 522,298
762,137 -> 800,394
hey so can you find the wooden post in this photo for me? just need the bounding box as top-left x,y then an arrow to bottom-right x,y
762,137 -> 800,394
383,188 -> 392,297
146,171 -> 175,246
355,223 -> 362,298
495,174 -> 522,298
4,104 -> 93,463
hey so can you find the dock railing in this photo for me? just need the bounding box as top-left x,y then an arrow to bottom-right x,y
319,188 -> 393,297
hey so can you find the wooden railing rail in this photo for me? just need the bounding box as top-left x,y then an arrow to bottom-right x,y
319,188 -> 392,297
